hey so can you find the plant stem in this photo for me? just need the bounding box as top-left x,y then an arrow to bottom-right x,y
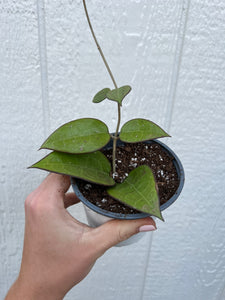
83,0 -> 117,89
83,0 -> 120,174
112,103 -> 121,173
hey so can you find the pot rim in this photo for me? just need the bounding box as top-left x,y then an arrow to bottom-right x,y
71,139 -> 185,220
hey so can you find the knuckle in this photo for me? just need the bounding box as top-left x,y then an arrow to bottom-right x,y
24,191 -> 50,216
117,228 -> 130,243
24,193 -> 33,210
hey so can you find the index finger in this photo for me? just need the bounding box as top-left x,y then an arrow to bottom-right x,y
33,173 -> 71,206
44,172 -> 71,194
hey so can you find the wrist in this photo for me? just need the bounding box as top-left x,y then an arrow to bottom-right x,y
5,277 -> 64,300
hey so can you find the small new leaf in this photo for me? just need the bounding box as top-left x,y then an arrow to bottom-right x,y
120,118 -> 170,143
93,88 -> 111,103
30,151 -> 115,186
107,165 -> 164,220
41,118 -> 110,154
106,85 -> 131,105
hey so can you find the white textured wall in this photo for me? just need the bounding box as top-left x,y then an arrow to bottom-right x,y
1,1 -> 225,299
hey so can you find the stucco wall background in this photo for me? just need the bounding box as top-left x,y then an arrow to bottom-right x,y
1,0 -> 225,299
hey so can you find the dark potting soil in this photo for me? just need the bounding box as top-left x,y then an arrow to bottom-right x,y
77,141 -> 179,214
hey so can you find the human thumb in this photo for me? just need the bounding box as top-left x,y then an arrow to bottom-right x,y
92,217 -> 156,254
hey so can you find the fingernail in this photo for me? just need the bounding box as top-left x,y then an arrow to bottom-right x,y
139,225 -> 157,232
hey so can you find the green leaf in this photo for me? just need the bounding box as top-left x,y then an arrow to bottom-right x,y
120,118 -> 170,143
41,118 -> 110,154
107,165 -> 164,220
30,151 -> 115,186
106,85 -> 131,105
93,88 -> 111,103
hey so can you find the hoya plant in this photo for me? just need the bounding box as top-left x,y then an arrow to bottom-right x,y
31,0 -> 170,221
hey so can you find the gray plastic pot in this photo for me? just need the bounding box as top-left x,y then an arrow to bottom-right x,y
71,139 -> 184,246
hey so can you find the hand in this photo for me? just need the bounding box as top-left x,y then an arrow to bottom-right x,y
5,173 -> 156,300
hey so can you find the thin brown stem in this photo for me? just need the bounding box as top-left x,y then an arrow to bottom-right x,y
83,0 -> 120,174
83,0 -> 117,89
112,104 -> 121,173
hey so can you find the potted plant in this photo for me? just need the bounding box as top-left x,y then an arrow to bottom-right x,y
30,0 -> 184,238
